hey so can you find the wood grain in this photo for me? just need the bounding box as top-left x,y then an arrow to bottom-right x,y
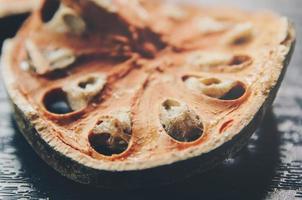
0,0 -> 301,199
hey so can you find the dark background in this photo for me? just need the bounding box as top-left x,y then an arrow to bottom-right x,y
0,0 -> 301,199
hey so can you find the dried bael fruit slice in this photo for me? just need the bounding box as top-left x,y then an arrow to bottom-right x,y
0,0 -> 296,188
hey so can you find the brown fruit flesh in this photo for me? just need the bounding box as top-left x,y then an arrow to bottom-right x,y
1,0 -> 295,187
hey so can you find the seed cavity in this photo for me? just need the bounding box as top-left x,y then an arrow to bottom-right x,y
223,22 -> 253,45
184,76 -> 246,100
44,3 -> 86,35
43,88 -> 73,114
220,83 -> 246,100
89,109 -> 131,156
229,55 -> 251,66
188,52 -> 233,69
23,39 -> 76,75
62,74 -> 107,111
160,99 -> 203,142
187,51 -> 252,72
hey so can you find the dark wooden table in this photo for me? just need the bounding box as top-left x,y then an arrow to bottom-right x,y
0,0 -> 301,199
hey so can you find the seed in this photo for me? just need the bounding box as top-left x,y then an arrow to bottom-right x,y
62,74 -> 107,110
160,99 -> 203,142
